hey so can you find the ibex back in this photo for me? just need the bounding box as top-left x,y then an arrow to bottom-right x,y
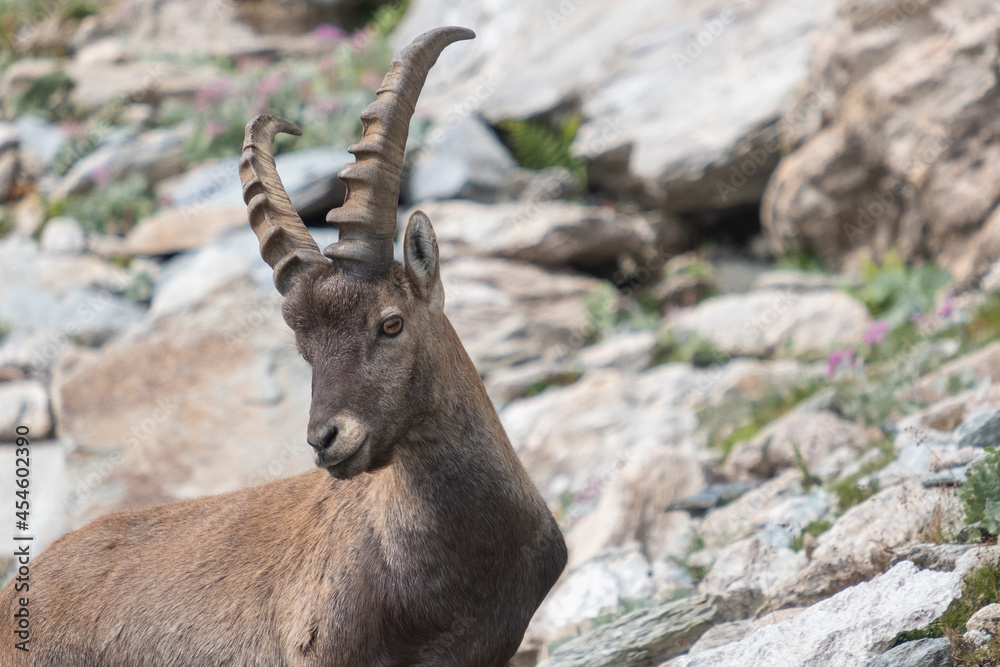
0,27 -> 567,666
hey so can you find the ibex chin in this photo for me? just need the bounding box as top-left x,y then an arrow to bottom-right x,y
0,27 -> 567,666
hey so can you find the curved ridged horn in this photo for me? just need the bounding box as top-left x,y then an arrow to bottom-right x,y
324,26 -> 476,277
241,115 -> 329,295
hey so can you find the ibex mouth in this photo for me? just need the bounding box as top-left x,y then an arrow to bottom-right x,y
318,436 -> 368,477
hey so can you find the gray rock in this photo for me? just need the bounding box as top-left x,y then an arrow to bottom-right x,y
125,204 -> 249,256
500,365 -> 707,566
0,237 -> 144,347
891,543 -> 979,572
404,115 -> 518,203
698,532 -> 806,620
862,638 -> 954,667
671,562 -> 960,667
0,149 -> 17,203
665,481 -> 754,517
525,545 -> 693,651
442,256 -> 600,376
725,409 -> 871,479
686,608 -> 806,656
40,217 -> 86,255
51,124 -> 191,198
773,482 -> 963,609
161,147 -> 351,223
966,602 -> 1000,636
413,199 -> 658,270
574,330 -> 657,373
14,115 -> 67,176
664,288 -> 871,357
698,471 -> 815,550
395,0 -> 836,215
761,0 -> 1000,283
954,409 -> 1000,449
538,595 -> 716,667
51,275 -> 315,528
0,380 -> 52,442
921,466 -> 968,488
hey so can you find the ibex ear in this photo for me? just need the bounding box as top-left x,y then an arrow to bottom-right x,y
404,210 -> 444,310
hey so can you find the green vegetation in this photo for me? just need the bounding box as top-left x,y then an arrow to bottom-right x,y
155,4 -> 411,165
0,318 -> 10,344
499,115 -> 587,186
776,250 -> 827,274
6,68 -> 74,121
0,0 -> 96,60
960,447 -> 1000,541
47,174 -> 156,235
698,378 -> 824,457
652,329 -> 731,367
896,563 -> 1000,664
0,207 -> 13,239
849,250 -> 951,329
828,438 -> 894,512
580,282 -> 659,344
790,519 -> 832,551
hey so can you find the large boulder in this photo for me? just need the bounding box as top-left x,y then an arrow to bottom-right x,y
394,0 -> 837,214
501,365 -> 706,566
412,199 -> 658,269
762,0 -> 1000,280
664,288 -> 871,357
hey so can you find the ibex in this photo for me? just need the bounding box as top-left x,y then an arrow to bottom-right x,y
0,26 -> 566,666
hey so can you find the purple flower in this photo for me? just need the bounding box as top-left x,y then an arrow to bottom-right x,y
827,348 -> 856,379
90,164 -> 111,187
254,73 -> 282,99
310,96 -> 341,115
312,24 -> 347,42
864,320 -> 890,346
195,79 -> 230,112
938,297 -> 954,318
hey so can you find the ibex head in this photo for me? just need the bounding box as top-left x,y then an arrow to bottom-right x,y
239,27 -> 474,479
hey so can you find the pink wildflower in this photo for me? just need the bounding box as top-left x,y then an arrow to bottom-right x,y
864,320 -> 890,346
195,79 -> 230,112
312,24 -> 347,42
938,297 -> 954,318
90,164 -> 111,187
827,348 -> 856,379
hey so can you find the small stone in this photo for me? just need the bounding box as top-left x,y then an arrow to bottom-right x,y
966,603 -> 1000,636
953,409 -> 1000,449
40,217 -> 86,255
861,637 -> 954,667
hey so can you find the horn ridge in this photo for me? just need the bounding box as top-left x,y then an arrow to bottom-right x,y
240,114 -> 328,295
323,26 -> 475,278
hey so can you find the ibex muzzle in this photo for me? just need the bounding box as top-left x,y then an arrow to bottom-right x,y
0,26 -> 567,667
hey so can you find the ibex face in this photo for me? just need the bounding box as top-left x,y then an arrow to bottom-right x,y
239,27 -> 477,478
283,211 -> 446,479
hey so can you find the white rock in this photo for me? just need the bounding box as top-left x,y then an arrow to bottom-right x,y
665,288 -> 871,357
40,217 -> 85,255
413,199 -> 657,269
526,544 -> 691,645
671,562 -> 961,667
404,115 -> 518,203
395,0 -> 836,212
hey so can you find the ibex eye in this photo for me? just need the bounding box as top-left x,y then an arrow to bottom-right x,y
382,317 -> 403,336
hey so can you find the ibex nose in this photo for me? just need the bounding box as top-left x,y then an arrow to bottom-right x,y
308,425 -> 338,452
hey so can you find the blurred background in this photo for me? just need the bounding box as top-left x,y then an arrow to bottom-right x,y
3,0 -> 1000,664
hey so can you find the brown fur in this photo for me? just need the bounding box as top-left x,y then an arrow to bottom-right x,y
0,213 -> 567,666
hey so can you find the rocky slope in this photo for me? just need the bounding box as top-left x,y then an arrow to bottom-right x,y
4,1 -> 1000,666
